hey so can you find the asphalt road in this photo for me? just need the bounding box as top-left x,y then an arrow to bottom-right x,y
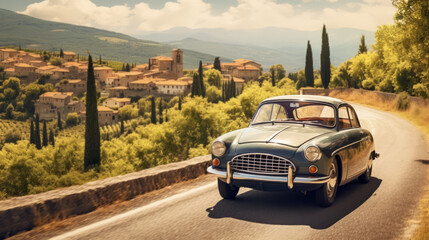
11,105 -> 429,240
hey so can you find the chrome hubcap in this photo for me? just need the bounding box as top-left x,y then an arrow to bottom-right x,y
327,163 -> 337,198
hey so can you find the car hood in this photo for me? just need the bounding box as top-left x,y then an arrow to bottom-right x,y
237,124 -> 334,148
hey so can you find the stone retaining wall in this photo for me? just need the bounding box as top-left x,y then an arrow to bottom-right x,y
0,155 -> 211,239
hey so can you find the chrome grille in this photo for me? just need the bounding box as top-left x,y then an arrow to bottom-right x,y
230,153 -> 295,176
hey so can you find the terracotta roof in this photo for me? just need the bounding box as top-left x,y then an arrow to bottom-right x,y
110,98 -> 131,103
1,49 -> 18,52
30,60 -> 43,63
63,62 -> 82,67
152,56 -> 173,61
37,65 -> 57,70
63,51 -> 76,55
67,79 -> 83,84
107,86 -> 128,90
15,63 -> 36,68
135,64 -> 148,68
98,106 -> 114,112
155,80 -> 190,86
94,66 -> 113,71
28,53 -> 41,58
222,63 -> 241,67
2,59 -> 17,63
53,68 -> 69,73
130,78 -> 163,85
40,92 -> 73,99
4,68 -> 14,72
234,59 -> 254,64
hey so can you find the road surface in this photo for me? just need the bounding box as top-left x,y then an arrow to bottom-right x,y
11,105 -> 429,240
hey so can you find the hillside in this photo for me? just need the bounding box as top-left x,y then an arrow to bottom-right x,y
0,9 -> 226,69
139,27 -> 375,71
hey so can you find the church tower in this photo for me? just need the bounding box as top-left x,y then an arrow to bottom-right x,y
172,49 -> 183,78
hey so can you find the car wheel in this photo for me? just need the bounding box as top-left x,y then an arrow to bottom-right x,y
314,160 -> 338,207
217,178 -> 239,199
358,158 -> 373,183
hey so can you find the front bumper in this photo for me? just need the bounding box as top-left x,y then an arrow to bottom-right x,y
207,164 -> 330,190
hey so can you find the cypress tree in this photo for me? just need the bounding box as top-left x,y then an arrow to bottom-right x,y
99,55 -> 102,64
125,63 -> 130,72
358,35 -> 368,54
165,108 -> 169,122
178,97 -> 182,110
30,118 -> 35,145
320,24 -> 331,89
120,119 -> 124,134
122,64 -> 125,71
158,99 -> 164,124
60,49 -> 64,58
57,112 -> 63,130
19,45 -> 21,51
77,54 -> 79,63
49,129 -> 55,146
198,61 -> 206,97
148,58 -> 151,70
151,96 -> 156,124
84,54 -> 101,170
231,79 -> 236,98
42,121 -> 48,147
191,74 -> 196,97
35,114 -> 41,150
271,68 -> 276,86
221,82 -> 225,102
305,40 -> 314,87
213,57 -> 221,71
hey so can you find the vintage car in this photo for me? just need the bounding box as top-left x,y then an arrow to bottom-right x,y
207,95 -> 379,207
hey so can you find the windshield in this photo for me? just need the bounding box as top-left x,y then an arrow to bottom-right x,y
252,101 -> 336,127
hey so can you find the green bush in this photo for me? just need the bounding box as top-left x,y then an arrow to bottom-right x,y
66,112 -> 80,126
395,92 -> 410,111
4,129 -> 21,144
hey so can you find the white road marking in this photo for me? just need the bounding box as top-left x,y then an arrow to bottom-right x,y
50,181 -> 217,240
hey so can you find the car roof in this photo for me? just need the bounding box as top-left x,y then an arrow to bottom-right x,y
262,95 -> 346,108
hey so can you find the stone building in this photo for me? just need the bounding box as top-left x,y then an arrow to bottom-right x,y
80,106 -> 118,126
58,79 -> 87,96
204,58 -> 262,82
35,92 -> 85,121
63,51 -> 77,62
103,98 -> 131,109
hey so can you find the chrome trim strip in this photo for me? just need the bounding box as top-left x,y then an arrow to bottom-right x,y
207,166 -> 330,184
331,137 -> 369,157
266,126 -> 290,143
287,166 -> 293,189
226,161 -> 232,184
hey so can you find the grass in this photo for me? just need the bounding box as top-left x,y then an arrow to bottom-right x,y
327,88 -> 429,239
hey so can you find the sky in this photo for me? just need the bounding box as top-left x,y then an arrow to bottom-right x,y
1,0 -> 396,34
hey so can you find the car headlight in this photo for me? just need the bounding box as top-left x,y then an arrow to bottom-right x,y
211,140 -> 226,157
305,145 -> 322,162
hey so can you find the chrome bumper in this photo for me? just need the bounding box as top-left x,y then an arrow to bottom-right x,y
207,164 -> 330,189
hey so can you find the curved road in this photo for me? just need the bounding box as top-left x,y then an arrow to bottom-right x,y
11,105 -> 429,240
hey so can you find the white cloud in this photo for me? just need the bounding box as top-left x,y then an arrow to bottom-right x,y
19,0 -> 396,33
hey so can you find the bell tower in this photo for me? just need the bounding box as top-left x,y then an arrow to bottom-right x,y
172,49 -> 183,78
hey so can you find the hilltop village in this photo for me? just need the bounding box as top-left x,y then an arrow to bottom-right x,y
0,48 -> 261,125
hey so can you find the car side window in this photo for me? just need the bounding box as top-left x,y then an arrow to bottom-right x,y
348,107 -> 360,128
338,106 -> 352,130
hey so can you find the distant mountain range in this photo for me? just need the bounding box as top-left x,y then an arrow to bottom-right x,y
136,27 -> 375,71
0,9 -> 224,69
0,8 -> 375,72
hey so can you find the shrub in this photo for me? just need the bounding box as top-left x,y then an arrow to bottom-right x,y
66,112 -> 80,126
395,92 -> 410,111
4,129 -> 21,144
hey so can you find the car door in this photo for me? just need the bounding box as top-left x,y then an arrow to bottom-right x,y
338,105 -> 363,179
348,106 -> 372,173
